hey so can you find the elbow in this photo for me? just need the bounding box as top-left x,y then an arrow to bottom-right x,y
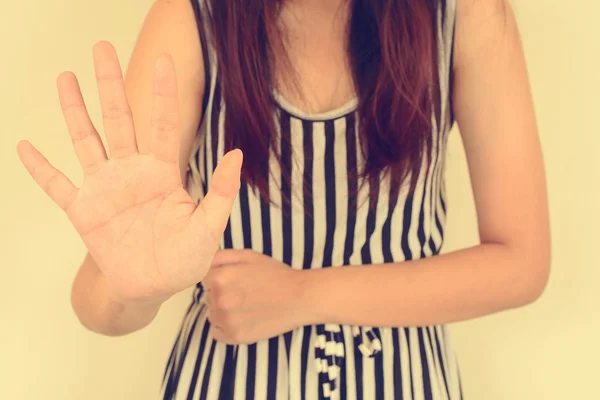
513,245 -> 551,307
519,260 -> 550,305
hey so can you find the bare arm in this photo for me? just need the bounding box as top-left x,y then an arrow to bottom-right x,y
71,0 -> 205,336
297,0 -> 551,327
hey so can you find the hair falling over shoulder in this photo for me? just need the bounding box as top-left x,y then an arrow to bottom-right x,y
208,0 -> 446,203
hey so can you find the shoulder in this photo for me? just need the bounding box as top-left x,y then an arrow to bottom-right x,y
453,0 -> 514,70
455,0 -> 508,21
456,0 -> 507,12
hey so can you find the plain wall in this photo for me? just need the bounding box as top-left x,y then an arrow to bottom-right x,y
1,0 -> 598,398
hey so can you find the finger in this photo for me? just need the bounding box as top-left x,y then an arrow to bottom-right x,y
149,54 -> 180,164
17,141 -> 78,211
191,149 -> 243,242
92,41 -> 137,158
211,249 -> 249,267
213,325 -> 225,333
57,71 -> 107,174
201,292 -> 210,308
211,324 -> 225,342
201,276 -> 211,292
212,325 -> 225,336
207,309 -> 220,326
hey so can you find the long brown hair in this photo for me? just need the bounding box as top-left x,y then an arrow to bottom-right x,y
209,0 -> 444,202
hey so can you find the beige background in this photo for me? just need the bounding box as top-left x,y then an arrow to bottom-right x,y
1,0 -> 598,398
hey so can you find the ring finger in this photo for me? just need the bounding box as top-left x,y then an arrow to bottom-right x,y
57,72 -> 107,175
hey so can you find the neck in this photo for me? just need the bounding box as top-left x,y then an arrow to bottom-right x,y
284,0 -> 350,12
279,0 -> 351,31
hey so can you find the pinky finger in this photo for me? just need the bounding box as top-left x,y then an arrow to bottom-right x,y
17,140 -> 78,211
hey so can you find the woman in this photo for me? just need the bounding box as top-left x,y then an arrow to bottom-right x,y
16,0 -> 550,398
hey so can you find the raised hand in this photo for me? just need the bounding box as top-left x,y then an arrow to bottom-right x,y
17,42 -> 242,305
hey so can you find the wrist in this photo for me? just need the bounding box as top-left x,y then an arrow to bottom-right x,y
99,272 -> 171,310
289,269 -> 327,326
100,274 -> 166,320
73,265 -> 167,336
101,288 -> 163,336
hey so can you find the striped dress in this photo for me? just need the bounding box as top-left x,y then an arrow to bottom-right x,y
161,0 -> 462,399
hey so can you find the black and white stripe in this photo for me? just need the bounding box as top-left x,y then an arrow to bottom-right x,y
163,0 -> 460,398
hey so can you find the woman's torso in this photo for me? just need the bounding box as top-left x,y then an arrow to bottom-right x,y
162,0 -> 462,398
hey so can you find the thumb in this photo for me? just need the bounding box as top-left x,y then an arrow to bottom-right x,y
211,249 -> 250,267
191,149 -> 243,241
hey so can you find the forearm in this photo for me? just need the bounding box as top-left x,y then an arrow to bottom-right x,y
68,0 -> 204,337
298,243 -> 549,327
71,254 -> 162,336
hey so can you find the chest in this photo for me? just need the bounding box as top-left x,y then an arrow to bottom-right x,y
188,108 -> 447,268
274,5 -> 356,115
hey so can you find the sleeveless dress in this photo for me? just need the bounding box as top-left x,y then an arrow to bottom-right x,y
161,0 -> 462,399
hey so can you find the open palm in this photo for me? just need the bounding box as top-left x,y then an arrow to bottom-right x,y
17,42 -> 242,304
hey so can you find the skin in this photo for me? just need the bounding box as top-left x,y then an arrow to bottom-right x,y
18,0 -> 550,342
17,0 -> 241,336
205,0 -> 551,344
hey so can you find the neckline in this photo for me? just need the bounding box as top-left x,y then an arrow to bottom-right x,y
272,89 -> 358,121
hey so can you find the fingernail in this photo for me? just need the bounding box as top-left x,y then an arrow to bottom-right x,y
93,41 -> 109,61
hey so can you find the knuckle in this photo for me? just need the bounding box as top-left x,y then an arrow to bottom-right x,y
61,102 -> 84,114
102,106 -> 132,121
71,128 -> 96,143
96,73 -> 124,88
150,117 -> 178,134
82,159 -> 103,174
207,177 -> 234,199
214,293 -> 234,312
207,310 -> 216,324
227,332 -> 241,345
211,271 -> 229,289
219,320 -> 240,340
209,305 -> 234,328
205,291 -> 214,307
212,328 -> 224,342
42,171 -> 61,192
96,72 -> 121,82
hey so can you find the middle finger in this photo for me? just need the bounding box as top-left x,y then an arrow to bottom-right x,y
92,41 -> 138,158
